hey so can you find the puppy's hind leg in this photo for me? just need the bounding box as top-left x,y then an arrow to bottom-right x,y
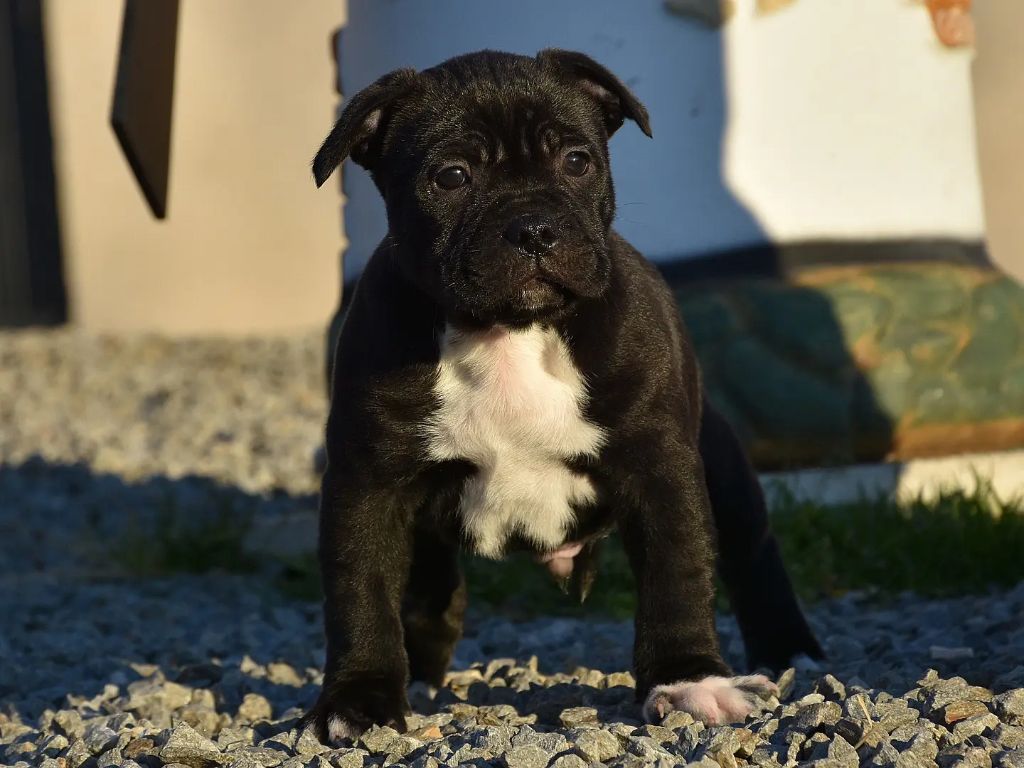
402,525 -> 466,688
699,400 -> 824,669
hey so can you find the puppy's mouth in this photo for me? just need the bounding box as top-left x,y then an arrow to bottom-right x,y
442,233 -> 610,327
517,272 -> 571,310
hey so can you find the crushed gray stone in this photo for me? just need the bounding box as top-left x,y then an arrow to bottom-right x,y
3,329 -> 1024,768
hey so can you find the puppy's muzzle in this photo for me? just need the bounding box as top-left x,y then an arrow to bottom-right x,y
502,213 -> 559,257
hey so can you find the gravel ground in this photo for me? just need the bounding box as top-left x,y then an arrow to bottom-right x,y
2,329 -> 1024,768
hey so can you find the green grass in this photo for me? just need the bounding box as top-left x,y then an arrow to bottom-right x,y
770,480 -> 1024,602
111,481 -> 1024,618
460,481 -> 1024,617
114,489 -> 260,577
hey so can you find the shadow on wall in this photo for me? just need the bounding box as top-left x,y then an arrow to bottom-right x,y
322,1 -> 895,471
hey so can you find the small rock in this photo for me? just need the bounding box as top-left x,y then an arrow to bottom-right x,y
992,723 -> 1024,748
265,663 -> 304,687
994,690 -> 1024,725
160,722 -> 224,767
750,744 -> 786,767
469,724 -> 514,753
3,742 -> 36,761
605,672 -> 636,689
181,705 -> 223,737
384,735 -> 422,759
901,731 -> 939,762
798,693 -> 827,707
862,741 -> 901,768
922,678 -> 990,715
625,735 -> 674,761
833,717 -> 866,744
750,717 -> 778,740
217,727 -> 255,750
795,702 -> 842,730
574,728 -> 622,762
549,755 -> 588,768
53,711 -> 85,740
559,707 -> 598,728
83,724 -> 119,755
733,728 -> 760,758
662,710 -> 695,729
995,749 -> 1024,768
814,675 -> 847,701
123,737 -> 156,759
478,704 -> 519,725
65,739 -> 92,768
542,732 -> 574,753
445,669 -> 485,687
949,713 -> 1000,745
806,735 -> 858,768
939,699 -> 991,725
407,725 -> 443,741
359,726 -> 399,754
874,702 -> 920,732
328,748 -> 370,768
636,724 -> 676,744
937,745 -> 993,768
502,744 -> 551,768
294,728 -> 328,757
446,703 -> 478,721
776,668 -> 796,701
224,746 -> 286,767
236,694 -> 273,723
260,731 -> 296,754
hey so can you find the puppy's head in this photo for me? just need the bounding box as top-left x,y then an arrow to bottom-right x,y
313,49 -> 651,327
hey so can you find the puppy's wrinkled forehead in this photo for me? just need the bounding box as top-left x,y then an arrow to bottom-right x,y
311,49 -> 650,188
410,54 -> 606,161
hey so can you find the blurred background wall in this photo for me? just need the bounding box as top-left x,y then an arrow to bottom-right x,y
26,0 -> 1024,333
973,0 -> 1024,286
42,0 -> 343,334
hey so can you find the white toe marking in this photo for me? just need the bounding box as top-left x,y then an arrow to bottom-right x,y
326,714 -> 360,745
643,674 -> 778,726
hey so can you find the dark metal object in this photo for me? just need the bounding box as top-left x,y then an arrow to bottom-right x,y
0,0 -> 66,327
111,0 -> 180,219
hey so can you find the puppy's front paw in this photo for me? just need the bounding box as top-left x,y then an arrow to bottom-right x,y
302,679 -> 409,746
642,674 -> 778,726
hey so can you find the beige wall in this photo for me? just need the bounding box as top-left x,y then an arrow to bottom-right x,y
973,1 -> 1024,285
45,0 -> 344,335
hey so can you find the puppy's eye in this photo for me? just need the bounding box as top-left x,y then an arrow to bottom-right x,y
434,165 -> 470,190
563,150 -> 591,177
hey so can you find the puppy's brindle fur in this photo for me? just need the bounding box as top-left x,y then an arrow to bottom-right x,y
304,50 -> 822,740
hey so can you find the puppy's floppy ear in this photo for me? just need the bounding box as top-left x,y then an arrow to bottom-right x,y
538,49 -> 652,139
312,68 -> 418,187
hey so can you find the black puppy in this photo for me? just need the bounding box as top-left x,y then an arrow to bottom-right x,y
304,49 -> 821,742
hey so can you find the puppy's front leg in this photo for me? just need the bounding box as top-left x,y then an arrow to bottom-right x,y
304,472 -> 415,743
619,447 -> 778,726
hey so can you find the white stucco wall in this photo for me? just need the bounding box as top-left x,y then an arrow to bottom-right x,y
724,0 -> 984,244
337,0 -> 985,280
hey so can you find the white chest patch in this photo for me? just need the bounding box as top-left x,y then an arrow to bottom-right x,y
425,325 -> 605,557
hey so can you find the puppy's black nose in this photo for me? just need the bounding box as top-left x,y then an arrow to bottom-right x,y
503,214 -> 559,256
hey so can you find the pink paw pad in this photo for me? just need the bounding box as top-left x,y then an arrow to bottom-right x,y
643,674 -> 779,726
